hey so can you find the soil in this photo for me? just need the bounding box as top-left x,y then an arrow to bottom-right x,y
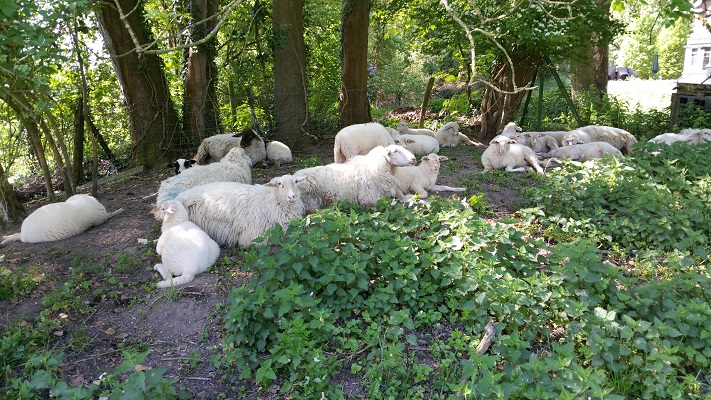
0,136 -> 537,398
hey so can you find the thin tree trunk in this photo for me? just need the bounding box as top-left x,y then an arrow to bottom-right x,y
0,161 -> 26,227
339,0 -> 371,127
73,96 -> 85,184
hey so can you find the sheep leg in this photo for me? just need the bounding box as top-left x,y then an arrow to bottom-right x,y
430,184 -> 466,193
157,273 -> 196,289
153,263 -> 172,280
412,185 -> 429,199
504,165 -> 527,172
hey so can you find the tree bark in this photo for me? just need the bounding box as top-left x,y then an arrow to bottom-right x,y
479,51 -> 541,141
183,0 -> 221,146
0,161 -> 26,227
273,0 -> 309,149
95,0 -> 181,168
570,0 -> 610,100
339,0 -> 371,127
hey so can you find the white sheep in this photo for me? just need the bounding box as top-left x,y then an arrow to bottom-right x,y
295,144 -> 417,212
563,125 -> 637,154
500,121 -> 523,137
435,121 -> 480,147
541,142 -> 623,162
152,200 -> 220,288
167,158 -> 197,175
480,136 -> 544,174
175,174 -> 306,248
266,140 -> 293,164
1,194 -> 124,245
393,153 -> 466,199
333,123 -> 395,163
193,132 -> 243,165
648,128 -> 711,145
521,130 -> 569,146
529,133 -> 560,154
155,146 -> 251,207
395,121 -> 436,137
389,130 -> 440,156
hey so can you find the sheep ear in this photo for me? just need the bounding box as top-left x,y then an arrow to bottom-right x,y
294,175 -> 307,183
166,205 -> 176,214
188,159 -> 198,166
438,156 -> 449,161
405,138 -> 415,144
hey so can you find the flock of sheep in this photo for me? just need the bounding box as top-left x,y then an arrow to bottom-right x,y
2,122 -> 710,288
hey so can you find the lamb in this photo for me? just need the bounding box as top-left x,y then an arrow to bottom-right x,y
295,144 -> 417,212
435,121 -> 480,147
480,136 -> 544,174
541,142 -> 623,162
522,130 -> 569,146
175,174 -> 306,248
193,132 -> 243,165
155,146 -> 251,206
389,130 -> 440,156
152,200 -> 220,288
395,121 -> 436,137
393,153 -> 466,199
529,133 -> 560,154
1,194 -> 124,245
266,140 -> 293,164
166,158 -> 197,175
563,125 -> 637,154
500,121 -> 523,137
333,123 -> 395,163
648,128 -> 711,145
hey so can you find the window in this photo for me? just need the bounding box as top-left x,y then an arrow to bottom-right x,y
692,48 -> 698,65
704,47 -> 711,67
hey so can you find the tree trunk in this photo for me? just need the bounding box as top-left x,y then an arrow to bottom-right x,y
570,0 -> 610,100
273,0 -> 309,149
0,161 -> 26,227
339,0 -> 371,127
73,96 -> 85,185
479,51 -> 541,141
95,0 -> 181,168
183,0 -> 221,146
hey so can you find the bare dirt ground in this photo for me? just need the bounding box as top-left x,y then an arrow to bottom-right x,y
0,135 -> 539,398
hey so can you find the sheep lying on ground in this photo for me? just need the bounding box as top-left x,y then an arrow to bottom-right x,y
1,194 -> 124,245
395,121 -> 436,137
266,140 -> 293,164
238,129 -> 267,166
296,144 -> 417,212
152,200 -> 220,288
529,133 -> 560,154
480,136 -> 544,174
393,153 -> 466,199
435,122 -> 481,147
176,174 -> 306,248
563,125 -> 637,154
333,123 -> 396,163
167,159 -> 197,175
155,147 -> 251,206
389,130 -> 440,156
194,131 -> 244,164
648,128 -> 711,145
541,142 -> 622,162
500,121 -> 523,137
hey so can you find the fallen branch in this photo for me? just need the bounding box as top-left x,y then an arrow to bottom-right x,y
475,320 -> 496,355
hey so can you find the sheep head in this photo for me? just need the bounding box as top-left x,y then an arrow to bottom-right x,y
421,153 -> 448,172
396,121 -> 410,133
265,174 -> 305,204
501,121 -> 522,136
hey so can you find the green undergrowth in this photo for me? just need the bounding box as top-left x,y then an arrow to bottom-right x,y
220,194 -> 710,398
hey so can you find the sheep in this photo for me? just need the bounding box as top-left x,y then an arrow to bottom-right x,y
395,121 -> 437,137
155,146 -> 251,207
541,142 -> 623,162
563,125 -> 637,154
175,174 -> 306,248
393,153 -> 466,199
389,130 -> 440,156
1,194 -> 124,245
238,129 -> 267,166
295,144 -> 417,212
435,121 -> 481,147
480,136 -> 544,174
500,121 -> 523,137
152,200 -> 220,288
193,132 -> 244,165
648,128 -> 711,145
333,123 -> 395,163
266,140 -> 293,164
521,130 -> 569,146
166,158 -> 197,175
529,133 -> 560,154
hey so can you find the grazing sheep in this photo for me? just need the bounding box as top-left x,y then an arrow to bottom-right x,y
238,129 -> 267,166
155,146 -> 251,206
648,128 -> 711,145
333,123 -> 395,163
393,153 -> 465,199
175,174 -> 306,248
436,122 -> 480,147
1,194 -> 124,245
563,125 -> 637,154
389,130 -> 440,156
296,144 -> 417,212
193,131 -> 244,165
152,200 -> 220,288
395,121 -> 437,137
541,142 -> 623,162
266,140 -> 293,164
480,136 -> 544,174
167,158 -> 197,175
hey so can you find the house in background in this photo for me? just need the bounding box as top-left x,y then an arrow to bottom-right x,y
672,8 -> 711,126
